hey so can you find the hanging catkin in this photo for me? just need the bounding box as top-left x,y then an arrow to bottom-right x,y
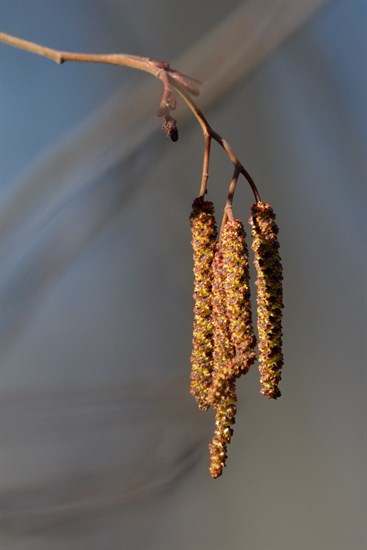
209,245 -> 235,403
250,202 -> 284,399
221,219 -> 257,378
189,197 -> 218,410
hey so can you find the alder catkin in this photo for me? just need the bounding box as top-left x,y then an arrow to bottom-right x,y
209,381 -> 237,478
189,197 -> 218,410
209,245 -> 235,403
250,202 -> 284,399
221,219 -> 257,378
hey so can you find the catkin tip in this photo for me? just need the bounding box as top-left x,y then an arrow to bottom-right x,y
209,381 -> 237,479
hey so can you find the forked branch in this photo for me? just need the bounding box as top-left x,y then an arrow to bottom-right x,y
0,31 -> 261,211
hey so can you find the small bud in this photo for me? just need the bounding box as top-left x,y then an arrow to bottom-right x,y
250,202 -> 284,399
162,116 -> 178,142
190,198 -> 218,410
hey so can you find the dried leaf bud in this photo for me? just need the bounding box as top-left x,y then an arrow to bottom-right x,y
209,381 -> 237,479
250,202 -> 284,399
190,198 -> 218,410
209,246 -> 236,404
162,116 -> 178,142
221,219 -> 257,377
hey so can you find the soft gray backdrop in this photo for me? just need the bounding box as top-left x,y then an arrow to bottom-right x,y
1,1 -> 366,549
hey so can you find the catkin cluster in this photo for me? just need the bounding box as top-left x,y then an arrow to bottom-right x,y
189,197 -> 283,479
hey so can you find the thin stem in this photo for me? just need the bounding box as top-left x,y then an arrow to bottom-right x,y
226,165 -> 241,214
199,135 -> 212,197
240,165 -> 261,203
219,166 -> 239,238
0,32 -> 159,76
173,83 -> 211,137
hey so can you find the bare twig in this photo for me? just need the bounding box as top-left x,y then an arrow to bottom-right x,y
199,135 -> 212,198
219,166 -> 240,237
0,31 -> 261,204
0,31 -> 158,73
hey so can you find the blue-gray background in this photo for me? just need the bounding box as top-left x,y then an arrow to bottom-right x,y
0,1 -> 366,549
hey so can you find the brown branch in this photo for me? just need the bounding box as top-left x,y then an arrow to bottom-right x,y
0,31 -> 261,204
199,135 -> 212,198
0,32 -> 159,75
225,166 -> 241,217
174,86 -> 261,203
219,166 -> 240,237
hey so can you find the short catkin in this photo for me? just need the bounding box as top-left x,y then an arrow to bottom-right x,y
250,202 -> 284,399
189,197 -> 218,410
221,219 -> 257,378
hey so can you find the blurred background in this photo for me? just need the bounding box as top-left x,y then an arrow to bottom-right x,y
0,1 -> 366,549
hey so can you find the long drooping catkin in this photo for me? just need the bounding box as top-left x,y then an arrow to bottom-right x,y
250,202 -> 284,399
209,246 -> 235,403
189,197 -> 218,410
209,381 -> 237,478
221,219 -> 257,378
